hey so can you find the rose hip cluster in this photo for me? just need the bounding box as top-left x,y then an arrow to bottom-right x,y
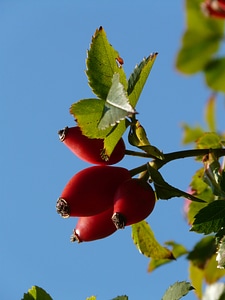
56,126 -> 156,243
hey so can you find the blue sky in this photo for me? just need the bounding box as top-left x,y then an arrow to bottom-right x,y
1,1 -> 225,300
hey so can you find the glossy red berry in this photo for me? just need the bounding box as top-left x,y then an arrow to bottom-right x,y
70,207 -> 117,243
58,126 -> 126,165
56,166 -> 131,218
201,0 -> 225,18
112,178 -> 156,229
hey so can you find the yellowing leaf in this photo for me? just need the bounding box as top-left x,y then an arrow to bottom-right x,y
131,221 -> 175,260
204,254 -> 225,284
189,262 -> 204,299
205,95 -> 217,132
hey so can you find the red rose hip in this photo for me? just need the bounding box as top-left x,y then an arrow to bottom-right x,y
58,126 -> 125,165
56,166 -> 131,218
71,207 -> 117,243
112,178 -> 156,229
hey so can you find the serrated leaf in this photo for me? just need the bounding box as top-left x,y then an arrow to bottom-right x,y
147,163 -> 205,202
148,241 -> 188,272
111,296 -> 128,300
176,0 -> 224,74
187,236 -> 216,269
132,220 -> 175,260
86,26 -> 127,100
204,57 -> 225,93
98,73 -> 135,130
128,53 -> 158,107
22,286 -> 52,300
70,98 -> 111,138
205,95 -> 217,132
162,281 -> 194,300
216,236 -> 225,269
197,132 -> 222,149
191,200 -> 225,234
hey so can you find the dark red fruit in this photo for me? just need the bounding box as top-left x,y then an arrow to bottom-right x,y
202,0 -> 225,18
58,126 -> 125,165
56,166 -> 131,218
112,178 -> 156,229
70,207 -> 117,243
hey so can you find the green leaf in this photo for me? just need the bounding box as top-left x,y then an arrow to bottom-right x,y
128,53 -> 158,107
196,132 -> 222,149
131,220 -> 175,260
203,152 -> 225,197
216,236 -> 225,269
103,120 -> 128,157
204,57 -> 225,93
181,123 -> 204,145
161,281 -> 194,300
187,236 -> 216,269
98,73 -> 135,130
176,0 -> 224,74
111,296 -> 128,300
191,200 -> 225,234
70,98 -> 112,138
86,26 -> 127,100
147,163 -> 206,202
22,286 -> 52,300
205,95 -> 217,132
148,241 -> 188,272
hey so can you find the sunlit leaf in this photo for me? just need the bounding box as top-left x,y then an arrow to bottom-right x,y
86,297 -> 96,300
204,57 -> 225,93
205,95 -> 217,132
216,236 -> 225,269
187,236 -> 216,269
70,98 -> 112,138
181,123 -> 204,145
191,200 -> 225,234
111,296 -> 128,300
162,281 -> 194,300
189,262 -> 204,299
22,286 -> 52,300
128,53 -> 158,107
98,73 -> 135,130
131,221 -> 174,260
204,254 -> 225,284
148,241 -> 188,272
196,132 -> 222,149
86,26 -> 127,100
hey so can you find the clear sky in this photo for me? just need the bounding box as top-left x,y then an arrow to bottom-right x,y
1,1 -> 225,300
